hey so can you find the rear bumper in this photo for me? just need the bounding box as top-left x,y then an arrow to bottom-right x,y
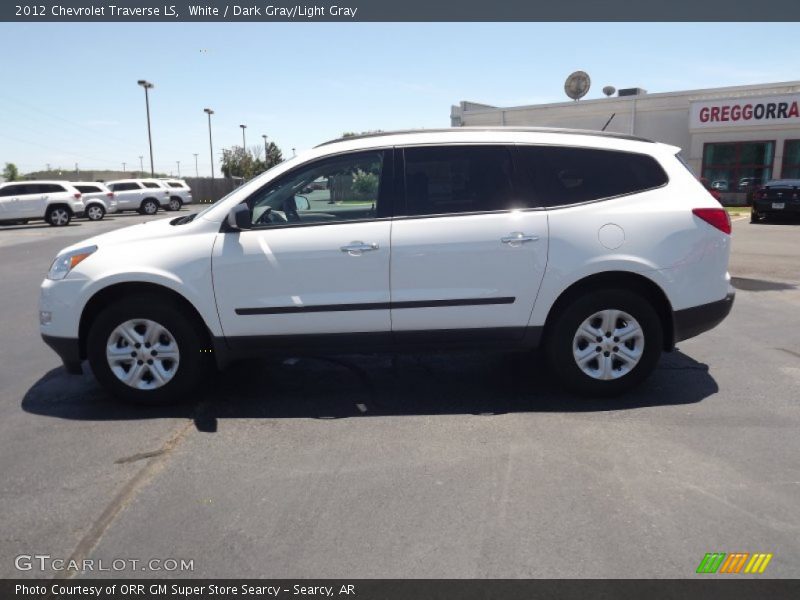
673,290 -> 735,344
41,334 -> 82,374
753,200 -> 800,215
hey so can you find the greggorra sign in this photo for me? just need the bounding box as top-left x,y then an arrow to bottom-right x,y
690,93 -> 800,129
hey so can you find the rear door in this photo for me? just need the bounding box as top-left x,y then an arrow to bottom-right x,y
110,182 -> 142,209
389,145 -> 548,340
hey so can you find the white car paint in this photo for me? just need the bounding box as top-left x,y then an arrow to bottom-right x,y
0,180 -> 85,223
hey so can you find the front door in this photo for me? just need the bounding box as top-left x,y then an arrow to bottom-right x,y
213,149 -> 394,345
390,145 -> 548,339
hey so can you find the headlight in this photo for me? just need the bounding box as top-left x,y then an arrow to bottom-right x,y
47,245 -> 97,280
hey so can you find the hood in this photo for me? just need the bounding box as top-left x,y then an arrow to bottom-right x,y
56,216 -> 191,256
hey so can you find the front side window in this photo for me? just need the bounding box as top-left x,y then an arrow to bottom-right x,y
402,145 -> 516,216
246,151 -> 385,227
702,141 -> 774,193
517,146 -> 668,206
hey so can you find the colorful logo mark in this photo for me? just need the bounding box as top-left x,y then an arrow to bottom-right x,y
696,552 -> 773,574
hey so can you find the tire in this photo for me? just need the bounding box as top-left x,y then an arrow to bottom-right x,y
139,198 -> 159,215
545,289 -> 663,397
87,295 -> 210,404
167,197 -> 182,211
86,204 -> 106,221
46,206 -> 71,227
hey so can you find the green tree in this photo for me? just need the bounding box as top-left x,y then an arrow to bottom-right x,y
3,162 -> 19,181
265,142 -> 283,169
221,143 -> 284,180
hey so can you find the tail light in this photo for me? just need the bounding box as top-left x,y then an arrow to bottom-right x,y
73,193 -> 82,199
106,192 -> 115,198
693,208 -> 731,235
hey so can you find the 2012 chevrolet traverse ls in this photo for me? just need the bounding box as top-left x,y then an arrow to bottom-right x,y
39,128 -> 734,403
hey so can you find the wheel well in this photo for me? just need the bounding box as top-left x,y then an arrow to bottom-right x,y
170,195 -> 182,202
78,282 -> 212,359
142,197 -> 159,204
542,271 -> 675,351
46,203 -> 73,215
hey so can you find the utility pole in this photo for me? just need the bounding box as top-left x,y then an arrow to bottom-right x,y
204,108 -> 215,179
262,134 -> 268,166
75,163 -> 79,177
139,155 -> 144,173
122,162 -> 126,173
137,79 -> 155,176
46,163 -> 50,172
176,161 -> 181,177
193,153 -> 199,177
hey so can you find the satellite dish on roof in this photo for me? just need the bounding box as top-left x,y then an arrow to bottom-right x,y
602,85 -> 616,97
564,71 -> 591,101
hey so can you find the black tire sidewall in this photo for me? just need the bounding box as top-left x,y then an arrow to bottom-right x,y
87,297 -> 207,404
546,289 -> 663,397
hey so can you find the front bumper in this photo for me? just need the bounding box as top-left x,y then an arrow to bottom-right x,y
673,290 -> 735,344
42,334 -> 82,374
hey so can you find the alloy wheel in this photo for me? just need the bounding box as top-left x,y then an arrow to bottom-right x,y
572,309 -> 645,380
106,319 -> 180,390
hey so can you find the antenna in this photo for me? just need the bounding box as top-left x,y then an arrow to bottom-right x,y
564,71 -> 591,101
602,86 -> 616,97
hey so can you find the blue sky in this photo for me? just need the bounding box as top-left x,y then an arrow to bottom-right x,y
1,22 -> 798,176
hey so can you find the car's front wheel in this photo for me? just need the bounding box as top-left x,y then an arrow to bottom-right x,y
86,204 -> 106,221
87,296 -> 210,404
46,206 -> 71,226
546,289 -> 663,396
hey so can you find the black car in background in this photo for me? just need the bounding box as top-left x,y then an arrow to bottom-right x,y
751,179 -> 800,223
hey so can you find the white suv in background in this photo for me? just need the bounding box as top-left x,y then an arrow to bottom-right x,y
0,180 -> 85,226
39,128 -> 734,403
72,182 -> 118,221
105,179 -> 170,215
159,178 -> 193,211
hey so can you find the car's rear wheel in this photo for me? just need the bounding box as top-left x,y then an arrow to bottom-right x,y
46,206 -> 71,227
87,295 -> 210,404
86,204 -> 105,221
168,197 -> 182,211
139,198 -> 159,215
546,289 -> 663,397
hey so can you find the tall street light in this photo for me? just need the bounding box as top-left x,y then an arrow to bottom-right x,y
193,153 -> 199,177
240,124 -> 247,150
137,80 -> 155,176
176,160 -> 181,177
262,134 -> 268,165
138,155 -> 144,173
204,108 -> 215,179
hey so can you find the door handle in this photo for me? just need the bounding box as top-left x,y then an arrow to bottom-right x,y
340,241 -> 379,255
501,232 -> 539,245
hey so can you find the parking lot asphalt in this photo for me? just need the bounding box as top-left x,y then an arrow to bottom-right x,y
1,214 -> 798,579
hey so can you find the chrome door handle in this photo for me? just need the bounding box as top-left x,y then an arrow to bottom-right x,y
501,232 -> 539,245
340,241 -> 379,255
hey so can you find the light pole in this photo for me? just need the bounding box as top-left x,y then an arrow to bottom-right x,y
239,124 -> 247,151
204,108 -> 215,179
138,155 -> 144,173
137,79 -> 155,176
122,162 -> 126,173
262,134 -> 268,165
193,153 -> 199,177
292,147 -> 296,157
176,161 -> 181,177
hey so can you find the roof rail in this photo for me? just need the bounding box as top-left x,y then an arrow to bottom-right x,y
315,127 -> 654,147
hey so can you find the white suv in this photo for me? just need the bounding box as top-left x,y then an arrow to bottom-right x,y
159,178 -> 193,211
39,128 -> 734,403
0,180 -> 85,226
105,179 -> 170,215
72,182 -> 118,221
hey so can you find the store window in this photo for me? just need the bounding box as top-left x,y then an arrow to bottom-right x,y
781,140 -> 800,179
701,141 -> 774,193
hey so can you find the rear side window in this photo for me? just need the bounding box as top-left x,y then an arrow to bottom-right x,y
142,182 -> 161,189
75,185 -> 101,193
403,146 -> 518,216
517,146 -> 668,207
168,182 -> 183,188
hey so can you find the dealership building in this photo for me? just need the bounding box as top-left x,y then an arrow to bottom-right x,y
451,80 -> 800,203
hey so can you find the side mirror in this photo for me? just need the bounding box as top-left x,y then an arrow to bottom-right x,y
294,195 -> 310,211
227,204 -> 252,230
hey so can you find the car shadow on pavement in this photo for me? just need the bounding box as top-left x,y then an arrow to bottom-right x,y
21,350 -> 718,430
0,222 -> 86,232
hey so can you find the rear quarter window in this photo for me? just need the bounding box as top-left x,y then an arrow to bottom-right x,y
142,182 -> 161,189
516,146 -> 668,207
